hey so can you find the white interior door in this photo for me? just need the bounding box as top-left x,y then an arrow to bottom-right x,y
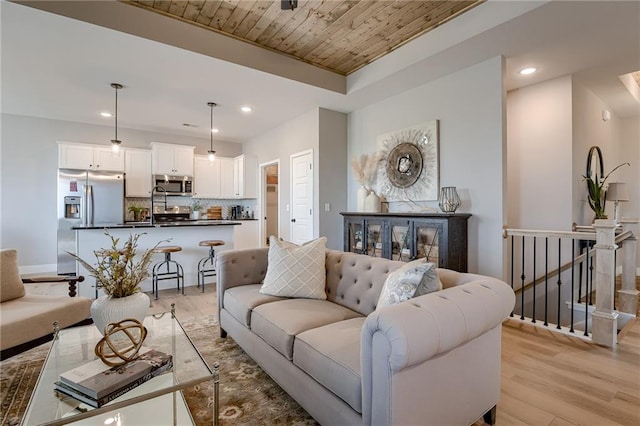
290,150 -> 313,244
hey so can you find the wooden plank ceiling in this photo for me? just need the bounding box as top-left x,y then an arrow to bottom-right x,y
123,0 -> 483,75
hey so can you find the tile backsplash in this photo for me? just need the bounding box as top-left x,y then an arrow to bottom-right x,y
125,197 -> 257,220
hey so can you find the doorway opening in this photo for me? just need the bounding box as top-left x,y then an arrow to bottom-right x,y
260,160 -> 280,247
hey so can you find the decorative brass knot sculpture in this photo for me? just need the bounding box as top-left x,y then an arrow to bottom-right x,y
95,318 -> 148,367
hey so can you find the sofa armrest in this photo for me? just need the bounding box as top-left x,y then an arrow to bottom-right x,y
21,275 -> 85,297
216,248 -> 269,318
361,278 -> 515,425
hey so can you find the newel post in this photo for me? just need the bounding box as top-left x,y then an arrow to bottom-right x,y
618,218 -> 639,315
592,220 -> 618,347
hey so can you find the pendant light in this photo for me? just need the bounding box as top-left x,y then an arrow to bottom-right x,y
110,83 -> 123,153
207,102 -> 217,162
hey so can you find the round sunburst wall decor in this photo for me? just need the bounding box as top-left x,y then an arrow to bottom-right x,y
377,121 -> 439,201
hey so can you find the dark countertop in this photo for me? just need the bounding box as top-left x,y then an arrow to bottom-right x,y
73,220 -> 242,230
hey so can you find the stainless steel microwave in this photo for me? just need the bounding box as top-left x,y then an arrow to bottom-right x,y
153,175 -> 193,196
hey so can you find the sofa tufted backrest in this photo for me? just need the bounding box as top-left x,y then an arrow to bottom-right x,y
325,249 -> 405,316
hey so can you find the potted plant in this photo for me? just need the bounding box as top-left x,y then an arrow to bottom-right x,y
191,200 -> 203,220
68,231 -> 162,335
583,162 -> 630,220
128,205 -> 145,221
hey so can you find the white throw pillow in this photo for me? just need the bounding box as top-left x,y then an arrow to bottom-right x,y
259,236 -> 327,300
376,259 -> 442,309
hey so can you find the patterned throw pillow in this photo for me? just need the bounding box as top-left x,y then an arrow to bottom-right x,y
259,236 -> 327,299
413,262 -> 443,297
376,259 -> 442,309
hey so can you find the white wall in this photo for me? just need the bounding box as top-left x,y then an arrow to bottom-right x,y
318,108 -> 348,250
0,113 -> 242,268
619,116 -> 640,221
507,77 -> 639,276
348,56 -> 506,278
242,108 -> 348,250
243,109 -> 319,244
620,116 -> 640,268
507,76 -> 573,230
572,80 -> 627,225
573,83 -> 638,276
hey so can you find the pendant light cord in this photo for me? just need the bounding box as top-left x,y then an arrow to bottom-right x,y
210,103 -> 213,151
110,83 -> 123,146
114,86 -> 118,141
207,102 -> 217,158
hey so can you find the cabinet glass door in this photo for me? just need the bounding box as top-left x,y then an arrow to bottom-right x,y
365,221 -> 383,258
390,222 -> 411,261
347,220 -> 365,254
414,223 -> 441,265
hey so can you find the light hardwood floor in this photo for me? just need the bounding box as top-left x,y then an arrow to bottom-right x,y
147,283 -> 218,320
34,281 -> 640,425
152,283 -> 639,426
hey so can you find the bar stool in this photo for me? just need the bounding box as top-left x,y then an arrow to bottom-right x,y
151,245 -> 184,300
197,240 -> 225,293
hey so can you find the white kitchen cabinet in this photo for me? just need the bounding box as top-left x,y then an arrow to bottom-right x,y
232,154 -> 258,198
219,157 -> 235,198
58,142 -> 124,171
150,142 -> 195,176
124,149 -> 152,197
233,221 -> 259,249
193,155 -> 221,198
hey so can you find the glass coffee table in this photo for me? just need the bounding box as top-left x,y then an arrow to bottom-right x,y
21,305 -> 218,426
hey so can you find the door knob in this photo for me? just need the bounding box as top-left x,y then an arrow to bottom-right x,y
291,218 -> 296,223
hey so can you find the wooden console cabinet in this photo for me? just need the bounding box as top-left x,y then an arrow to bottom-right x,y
341,212 -> 471,272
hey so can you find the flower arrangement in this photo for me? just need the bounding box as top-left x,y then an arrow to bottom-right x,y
351,152 -> 380,190
583,162 -> 630,219
68,231 -> 162,298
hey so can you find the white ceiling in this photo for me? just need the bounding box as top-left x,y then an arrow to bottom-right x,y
2,1 -> 638,144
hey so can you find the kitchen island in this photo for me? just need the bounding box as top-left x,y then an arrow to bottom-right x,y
73,220 -> 241,299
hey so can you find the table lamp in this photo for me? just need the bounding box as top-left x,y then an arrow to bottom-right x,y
606,182 -> 629,223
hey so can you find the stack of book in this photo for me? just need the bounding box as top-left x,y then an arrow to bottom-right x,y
54,347 -> 173,408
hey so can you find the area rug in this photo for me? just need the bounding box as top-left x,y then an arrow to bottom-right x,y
0,316 -> 318,426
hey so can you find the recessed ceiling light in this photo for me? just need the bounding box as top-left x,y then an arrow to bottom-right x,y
241,106 -> 253,113
211,128 -> 219,133
519,67 -> 537,75
100,112 -> 112,117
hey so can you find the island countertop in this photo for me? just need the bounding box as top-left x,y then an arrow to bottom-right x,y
74,223 -> 239,298
72,220 -> 242,230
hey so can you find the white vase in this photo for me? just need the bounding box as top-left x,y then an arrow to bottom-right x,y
357,186 -> 369,211
91,292 -> 150,335
191,211 -> 200,220
365,191 -> 381,212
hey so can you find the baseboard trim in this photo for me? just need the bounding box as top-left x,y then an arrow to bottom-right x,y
19,264 -> 57,275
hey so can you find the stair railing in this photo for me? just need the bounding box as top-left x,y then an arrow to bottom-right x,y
503,219 -> 638,347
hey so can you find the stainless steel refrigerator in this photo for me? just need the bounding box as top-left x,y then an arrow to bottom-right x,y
57,169 -> 125,275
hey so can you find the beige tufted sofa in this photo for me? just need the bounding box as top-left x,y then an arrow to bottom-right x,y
217,248 -> 515,426
0,249 -> 92,359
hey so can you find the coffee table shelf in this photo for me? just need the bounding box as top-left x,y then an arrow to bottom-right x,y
21,305 -> 218,426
